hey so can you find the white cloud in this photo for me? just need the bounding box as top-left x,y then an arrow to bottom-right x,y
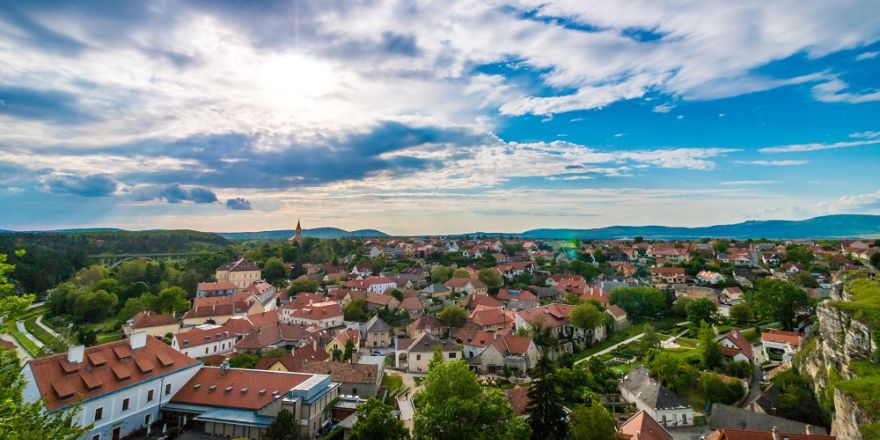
812,77 -> 880,104
720,180 -> 780,185
856,51 -> 879,61
653,103 -> 675,113
758,138 -> 880,153
814,190 -> 880,215
738,160 -> 809,166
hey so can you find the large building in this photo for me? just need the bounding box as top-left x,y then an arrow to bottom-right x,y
164,364 -> 338,438
21,333 -> 201,440
620,367 -> 694,427
216,258 -> 262,289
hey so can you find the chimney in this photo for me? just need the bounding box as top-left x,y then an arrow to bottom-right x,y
806,425 -> 812,435
219,358 -> 230,375
772,426 -> 778,440
67,345 -> 85,364
130,331 -> 148,350
313,339 -> 317,351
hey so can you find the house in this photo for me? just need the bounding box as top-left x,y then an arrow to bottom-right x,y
515,303 -> 576,339
393,333 -> 461,373
651,267 -> 686,286
350,264 -> 374,278
123,311 -> 179,338
281,301 -> 344,328
21,333 -> 201,440
697,270 -> 726,285
180,301 -> 255,327
172,324 -> 238,359
620,367 -> 694,427
399,297 -> 426,317
676,286 -> 720,304
326,329 -> 361,361
717,330 -> 754,363
215,258 -> 262,289
363,316 -> 391,348
721,287 -> 744,305
164,365 -> 339,438
546,274 -> 586,287
469,307 -> 517,333
648,245 -> 691,262
299,361 -> 382,398
505,385 -> 528,415
706,428 -> 834,440
196,281 -> 238,298
467,293 -> 504,311
708,403 -> 829,436
420,283 -> 451,299
618,410 -> 673,440
406,315 -> 448,338
343,276 -> 397,294
443,277 -> 488,295
241,281 -> 278,311
193,292 -> 268,314
254,342 -> 330,371
494,262 -> 534,280
761,330 -> 803,361
364,292 -> 400,312
496,289 -> 540,310
606,305 -> 629,330
233,324 -> 323,353
457,330 -> 539,375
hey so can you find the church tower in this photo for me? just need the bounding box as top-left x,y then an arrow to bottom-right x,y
290,219 -> 304,245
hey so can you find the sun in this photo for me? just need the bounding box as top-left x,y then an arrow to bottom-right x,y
260,54 -> 336,105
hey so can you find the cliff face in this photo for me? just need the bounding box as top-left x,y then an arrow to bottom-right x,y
797,299 -> 877,440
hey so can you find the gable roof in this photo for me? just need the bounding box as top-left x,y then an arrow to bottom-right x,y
467,294 -> 504,310
399,297 -> 425,312
130,311 -> 177,329
298,361 -> 378,384
618,410 -> 673,440
708,404 -> 827,435
175,324 -> 235,348
717,330 -> 753,360
497,289 -> 538,302
713,429 -> 835,440
761,330 -> 802,346
517,303 -> 573,329
365,315 -> 390,333
217,258 -> 260,272
171,367 -> 313,410
197,281 -> 237,292
620,367 -> 691,411
402,332 -> 459,353
505,385 -> 529,415
27,336 -> 198,410
607,304 -> 627,319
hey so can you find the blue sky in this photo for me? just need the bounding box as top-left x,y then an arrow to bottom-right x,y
0,0 -> 878,235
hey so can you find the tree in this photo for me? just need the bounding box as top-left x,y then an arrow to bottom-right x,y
153,286 -> 190,315
745,279 -> 809,330
527,355 -> 568,440
783,246 -> 813,265
685,298 -> 718,324
0,251 -> 36,322
729,302 -> 752,325
452,268 -> 470,278
349,398 -> 408,440
344,299 -> 368,321
646,350 -> 694,392
388,288 -> 404,301
413,360 -> 530,440
478,268 -> 502,292
610,287 -> 665,321
713,240 -> 730,253
568,260 -> 599,282
698,321 -> 722,370
288,279 -> 319,295
431,266 -> 452,283
871,252 -> 880,268
229,352 -> 259,369
343,339 -> 355,362
78,328 -> 97,346
0,349 -> 90,439
262,257 -> 287,285
570,302 -> 604,331
264,409 -> 304,440
439,305 -> 467,328
640,324 -> 660,353
570,401 -> 617,440
792,272 -> 819,288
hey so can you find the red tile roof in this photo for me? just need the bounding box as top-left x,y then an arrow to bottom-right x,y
299,361 -> 378,384
505,385 -> 528,415
171,367 -> 312,410
497,289 -> 538,302
399,297 -> 424,312
715,429 -> 835,440
517,303 -> 574,329
193,292 -> 253,308
651,267 -> 686,276
27,336 -> 198,410
287,302 -> 343,321
197,281 -> 237,292
761,330 -> 802,346
468,294 -> 504,310
618,410 -> 672,440
718,330 -> 753,359
129,311 -> 177,329
607,304 -> 627,319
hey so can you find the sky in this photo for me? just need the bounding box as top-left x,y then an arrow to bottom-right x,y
0,0 -> 879,235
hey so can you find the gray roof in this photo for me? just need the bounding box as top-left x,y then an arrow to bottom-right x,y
709,404 -> 826,435
421,283 -> 450,294
365,315 -> 390,333
217,258 -> 259,272
620,367 -> 691,411
405,333 -> 459,353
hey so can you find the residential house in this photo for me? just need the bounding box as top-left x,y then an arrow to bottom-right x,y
215,258 -> 261,289
467,293 -> 504,311
706,428 -> 834,440
299,361 -> 382,398
651,267 -> 686,286
254,342 -> 330,372
394,333 -> 461,373
241,281 -> 278,311
420,283 -> 452,300
697,270 -> 726,285
363,316 -> 391,349
234,324 -> 323,353
399,297 -> 426,317
350,264 -> 374,278
606,305 -> 629,330
164,365 -> 338,438
172,324 -> 237,359
721,287 -> 744,305
443,277 -> 488,296
281,301 -> 344,328
364,293 -> 400,312
180,301 -> 254,327
326,329 -> 361,362
619,367 -> 694,427
21,333 -> 201,440
469,307 -> 517,333
457,329 -> 539,375
761,330 -> 803,361
496,289 -> 540,310
343,276 -> 397,294
708,403 -> 829,436
717,330 -> 754,363
123,311 -> 179,338
196,281 -> 238,298
618,410 -> 673,440
406,315 -> 448,338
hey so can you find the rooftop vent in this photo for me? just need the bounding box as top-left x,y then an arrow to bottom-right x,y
209,385 -> 217,392
193,383 -> 201,389
241,387 -> 248,393
225,386 -> 233,392
259,389 -> 266,395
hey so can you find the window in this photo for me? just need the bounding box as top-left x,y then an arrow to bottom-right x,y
165,384 -> 172,396
122,398 -> 130,411
352,388 -> 357,394
147,389 -> 154,402
92,435 -> 100,440
682,414 -> 687,424
416,354 -> 421,361
94,406 -> 103,421
144,414 -> 151,426
448,352 -> 456,359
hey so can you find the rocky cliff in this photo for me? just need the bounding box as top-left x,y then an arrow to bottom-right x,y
796,283 -> 878,440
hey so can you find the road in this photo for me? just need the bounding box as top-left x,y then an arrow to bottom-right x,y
36,315 -> 63,339
16,320 -> 44,348
574,321 -> 689,365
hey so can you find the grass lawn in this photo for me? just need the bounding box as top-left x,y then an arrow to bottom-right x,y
676,337 -> 699,348
24,316 -> 62,347
572,316 -> 680,362
8,325 -> 40,356
96,332 -> 123,344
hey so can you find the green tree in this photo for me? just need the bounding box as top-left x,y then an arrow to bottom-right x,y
262,257 -> 287,285
792,272 -> 819,288
439,305 -> 467,328
570,401 -> 617,440
685,298 -> 718,324
431,266 -> 452,283
698,321 -> 722,370
288,278 -> 319,295
729,302 -> 752,325
478,268 -> 502,292
871,252 -> 880,268
640,324 -> 660,353
646,350 -> 694,392
452,268 -> 470,278
389,288 -> 404,301
0,349 -> 90,439
609,287 -> 665,321
349,398 -> 409,440
153,286 -> 190,315
413,360 -> 530,440
713,240 -> 730,253
343,339 -> 355,362
0,251 -> 35,322
344,299 -> 368,322
570,302 -> 604,331
745,279 -> 809,330
568,260 -> 599,282
229,352 -> 259,369
783,246 -> 813,265
527,355 -> 568,440
264,408 -> 304,440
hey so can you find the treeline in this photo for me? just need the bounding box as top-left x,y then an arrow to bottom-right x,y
0,230 -> 229,294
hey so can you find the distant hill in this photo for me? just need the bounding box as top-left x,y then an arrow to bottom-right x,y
219,227 -> 389,240
519,214 -> 880,239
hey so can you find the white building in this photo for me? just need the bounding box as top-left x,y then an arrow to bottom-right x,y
281,301 -> 344,328
21,333 -> 201,440
619,367 -> 694,427
172,324 -> 238,359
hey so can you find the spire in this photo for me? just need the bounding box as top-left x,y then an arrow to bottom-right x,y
291,219 -> 304,245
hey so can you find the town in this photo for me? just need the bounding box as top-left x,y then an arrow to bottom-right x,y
1,224 -> 878,440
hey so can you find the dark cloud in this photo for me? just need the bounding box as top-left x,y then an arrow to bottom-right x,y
226,197 -> 252,210
43,174 -> 117,197
380,32 -> 421,57
0,86 -> 95,123
133,184 -> 218,204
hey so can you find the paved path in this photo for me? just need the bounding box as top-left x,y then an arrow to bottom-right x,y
0,333 -> 32,363
575,321 -> 690,365
16,320 -> 44,348
36,315 -> 63,339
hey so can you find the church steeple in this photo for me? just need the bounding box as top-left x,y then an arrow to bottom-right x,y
291,219 -> 304,245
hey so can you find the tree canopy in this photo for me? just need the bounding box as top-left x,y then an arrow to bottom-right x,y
349,398 -> 408,440
439,305 -> 467,328
609,287 -> 665,321
745,279 -> 809,330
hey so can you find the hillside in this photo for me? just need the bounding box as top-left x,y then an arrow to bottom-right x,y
519,214 -> 880,239
219,227 -> 389,240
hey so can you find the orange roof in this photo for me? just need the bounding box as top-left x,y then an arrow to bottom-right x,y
618,410 -> 672,440
193,292 -> 253,308
130,311 -> 177,329
197,281 -> 237,292
716,429 -> 834,440
288,302 -> 343,320
651,267 -> 685,275
470,308 -> 515,327
505,385 -> 528,415
399,297 -> 424,311
27,336 -> 198,410
171,367 -> 312,410
468,294 -> 504,310
761,330 -> 802,346
443,277 -> 487,289
517,303 -> 574,329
